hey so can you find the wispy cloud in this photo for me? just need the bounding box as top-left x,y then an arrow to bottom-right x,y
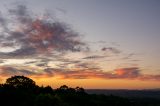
41,67 -> 160,81
57,67 -> 160,81
101,47 -> 121,54
82,55 -> 107,60
0,65 -> 160,81
0,60 -> 4,64
0,66 -> 37,76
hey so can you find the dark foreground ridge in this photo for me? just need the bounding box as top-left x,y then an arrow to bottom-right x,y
0,76 -> 160,106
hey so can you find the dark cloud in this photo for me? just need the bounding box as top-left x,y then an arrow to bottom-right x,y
24,61 -> 38,65
0,4 -> 86,59
82,55 -> 107,60
122,53 -> 135,60
74,62 -> 101,71
24,60 -> 50,68
36,63 -> 48,67
0,66 -> 54,77
43,68 -> 55,76
101,47 -> 121,54
0,66 -> 37,76
56,60 -> 81,68
0,48 -> 36,59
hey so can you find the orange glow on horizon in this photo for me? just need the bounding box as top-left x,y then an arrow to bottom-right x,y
0,75 -> 160,89
32,77 -> 160,90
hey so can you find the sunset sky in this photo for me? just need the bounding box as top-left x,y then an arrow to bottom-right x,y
0,0 -> 160,89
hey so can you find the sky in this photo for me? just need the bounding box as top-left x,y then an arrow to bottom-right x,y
0,0 -> 160,89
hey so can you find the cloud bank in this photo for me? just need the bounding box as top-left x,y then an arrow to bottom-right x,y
1,65 -> 160,81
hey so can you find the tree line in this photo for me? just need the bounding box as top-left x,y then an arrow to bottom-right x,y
0,76 -> 159,106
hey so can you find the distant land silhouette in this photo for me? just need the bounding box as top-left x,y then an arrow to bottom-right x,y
0,75 -> 160,106
86,89 -> 160,98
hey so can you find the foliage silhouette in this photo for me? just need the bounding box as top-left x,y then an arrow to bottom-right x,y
0,75 -> 160,106
6,75 -> 36,89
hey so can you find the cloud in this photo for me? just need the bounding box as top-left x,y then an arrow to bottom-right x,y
0,60 -> 4,64
0,66 -> 54,77
36,63 -> 48,67
114,67 -> 140,79
61,68 -> 160,81
56,7 -> 67,14
138,74 -> 160,81
74,62 -> 101,71
0,4 -> 86,59
42,68 -> 103,79
0,47 -> 36,59
101,47 -> 121,54
0,12 -> 7,28
121,53 -> 135,60
82,55 -> 107,60
0,65 -> 160,81
41,67 -> 160,81
24,61 -> 38,65
0,66 -> 37,76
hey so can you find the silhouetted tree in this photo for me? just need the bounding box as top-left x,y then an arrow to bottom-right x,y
5,75 -> 36,89
59,85 -> 69,90
35,94 -> 59,106
39,85 -> 54,94
2,76 -> 159,106
75,86 -> 85,93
